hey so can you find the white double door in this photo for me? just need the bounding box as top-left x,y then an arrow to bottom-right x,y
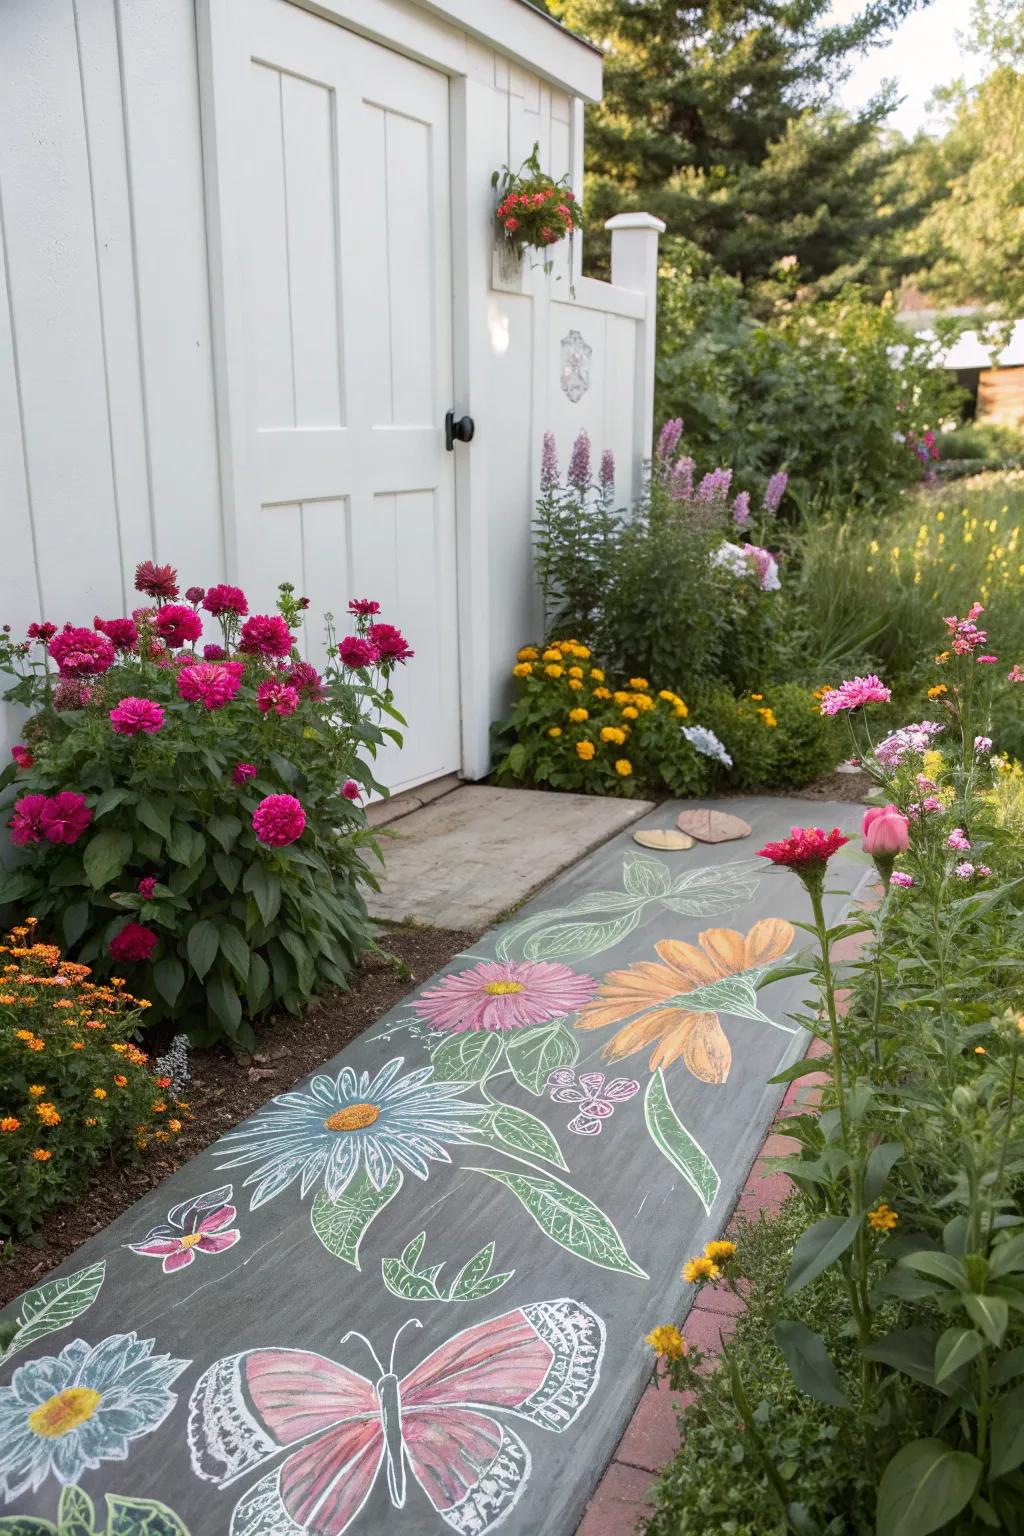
207,0 -> 461,792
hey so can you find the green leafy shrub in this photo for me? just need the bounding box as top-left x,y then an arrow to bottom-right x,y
0,922 -> 174,1239
0,571 -> 410,1047
696,683 -> 847,790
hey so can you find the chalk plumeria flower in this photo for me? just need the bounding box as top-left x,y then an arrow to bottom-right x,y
416,959 -> 598,1034
127,1185 -> 240,1274
547,1068 -> 639,1135
819,674 -> 891,715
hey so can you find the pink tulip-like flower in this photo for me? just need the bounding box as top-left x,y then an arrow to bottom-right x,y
128,1186 -> 241,1274
239,614 -> 293,659
342,780 -> 361,801
232,762 -> 257,786
417,959 -> 598,1034
178,662 -> 244,710
819,675 -> 891,716
40,792 -> 93,845
862,806 -> 910,856
546,1068 -> 639,1136
252,793 -> 306,847
50,626 -> 116,678
257,679 -> 299,717
108,922 -> 158,963
110,697 -> 165,736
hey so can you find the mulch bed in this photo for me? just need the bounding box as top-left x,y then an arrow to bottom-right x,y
0,925 -> 473,1309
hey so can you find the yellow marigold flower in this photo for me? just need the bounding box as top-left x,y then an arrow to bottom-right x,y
594,686 -> 611,700
542,649 -> 561,662
757,707 -> 778,729
1,1116 -> 20,1133
0,994 -> 16,1005
517,646 -> 539,661
85,1117 -> 98,1127
92,1087 -> 107,1100
575,645 -> 591,659
576,740 -> 596,761
704,1239 -> 737,1262
615,759 -> 632,777
137,999 -> 152,1010
28,1084 -> 46,1098
114,1075 -> 128,1088
544,664 -> 564,679
674,701 -> 689,718
658,690 -> 676,703
569,708 -> 589,723
631,694 -> 654,712
112,1043 -> 128,1054
622,706 -> 639,720
548,726 -> 562,738
751,693 -> 764,701
682,1256 -> 720,1284
35,1103 -> 60,1126
568,666 -> 584,679
110,977 -> 125,987
645,1324 -> 687,1361
600,727 -> 626,745
568,678 -> 583,691
15,1029 -> 34,1042
613,691 -> 630,705
927,684 -> 947,698
512,662 -> 532,678
590,668 -> 605,682
868,1203 -> 899,1232
629,677 -> 650,690
152,1100 -> 166,1113
32,1148 -> 52,1162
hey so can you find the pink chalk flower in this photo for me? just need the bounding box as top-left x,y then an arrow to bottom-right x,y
819,674 -> 891,716
252,793 -> 306,847
128,1187 -> 241,1274
416,959 -> 598,1034
110,697 -> 165,736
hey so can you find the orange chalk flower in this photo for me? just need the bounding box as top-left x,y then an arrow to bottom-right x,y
576,920 -> 794,1082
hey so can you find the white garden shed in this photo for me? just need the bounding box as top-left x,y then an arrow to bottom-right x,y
0,0 -> 663,794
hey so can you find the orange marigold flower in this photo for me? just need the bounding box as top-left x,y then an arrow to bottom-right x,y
93,1088 -> 107,1100
155,1076 -> 172,1089
35,1103 -> 61,1126
15,1029 -> 34,1042
28,1084 -> 46,1098
152,1100 -> 166,1113
32,1148 -> 52,1162
0,994 -> 17,1005
27,1038 -> 45,1051
168,1118 -> 182,1132
85,1117 -> 98,1126
113,1075 -> 128,1088
52,999 -> 74,1009
70,1042 -> 85,1050
1,1117 -> 20,1133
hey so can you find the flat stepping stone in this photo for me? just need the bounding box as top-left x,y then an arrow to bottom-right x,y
676,807 -> 751,843
633,827 -> 694,851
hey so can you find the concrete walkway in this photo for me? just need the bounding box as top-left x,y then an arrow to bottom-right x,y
0,798 -> 866,1536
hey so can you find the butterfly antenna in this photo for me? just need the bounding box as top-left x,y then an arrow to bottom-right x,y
339,1329 -> 385,1377
388,1317 -> 423,1375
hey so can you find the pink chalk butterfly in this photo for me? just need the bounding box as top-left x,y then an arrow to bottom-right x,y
188,1296 -> 604,1535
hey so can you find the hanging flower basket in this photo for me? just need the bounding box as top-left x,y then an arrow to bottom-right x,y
491,142 -> 583,277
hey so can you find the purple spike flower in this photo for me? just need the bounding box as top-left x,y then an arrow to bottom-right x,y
763,470 -> 788,514
656,418 -> 684,462
568,430 -> 591,492
541,431 -> 559,491
599,449 -> 615,492
697,467 -> 733,503
732,491 -> 751,527
670,456 -> 694,502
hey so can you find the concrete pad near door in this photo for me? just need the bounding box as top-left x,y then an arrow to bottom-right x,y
365,785 -> 656,930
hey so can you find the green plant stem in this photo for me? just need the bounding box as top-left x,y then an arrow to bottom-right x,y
987,1024 -> 1021,1248
808,881 -> 850,1148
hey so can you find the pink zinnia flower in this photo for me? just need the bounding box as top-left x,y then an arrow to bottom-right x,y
204,584 -> 249,618
416,959 -> 598,1034
257,679 -> 299,717
94,615 -> 138,651
9,794 -> 48,847
347,598 -> 381,618
341,779 -> 361,801
108,921 -> 158,963
862,806 -> 909,856
252,793 -> 306,847
757,826 -> 849,870
50,626 -> 116,678
339,635 -> 379,669
239,614 -> 293,659
138,876 -> 157,899
40,792 -> 92,845
26,622 -> 57,644
177,662 -> 244,710
128,1198 -> 240,1274
154,603 -> 203,648
367,623 -> 413,664
185,586 -> 206,606
890,871 -> 914,889
110,697 -> 165,736
232,762 -> 257,786
203,644 -> 227,661
288,661 -> 325,700
11,745 -> 34,770
134,560 -> 179,600
819,675 -> 891,715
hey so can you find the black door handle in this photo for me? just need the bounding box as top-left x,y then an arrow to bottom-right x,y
445,410 -> 475,451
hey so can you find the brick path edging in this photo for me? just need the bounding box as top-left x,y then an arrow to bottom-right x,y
575,923 -> 870,1535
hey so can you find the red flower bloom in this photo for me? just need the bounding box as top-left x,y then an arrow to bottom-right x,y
40,792 -> 93,845
49,626 -> 116,678
339,635 -> 379,669
94,615 -> 139,651
232,762 -> 257,785
138,876 -> 157,899
153,604 -> 203,648
239,614 -> 293,659
257,679 -> 299,717
177,661 -> 244,710
757,826 -> 849,870
287,661 -> 324,700
184,586 -> 206,605
108,922 -> 158,963
204,584 -> 249,618
347,598 -> 381,618
252,793 -> 306,847
342,779 -> 361,801
11,745 -> 34,770
109,697 -> 165,736
134,561 -> 179,600
203,644 -> 227,661
367,623 -> 413,664
26,622 -> 57,644
9,794 -> 48,847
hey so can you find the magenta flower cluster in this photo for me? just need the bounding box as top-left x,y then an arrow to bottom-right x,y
251,793 -> 306,847
819,674 -> 892,717
10,791 -> 92,847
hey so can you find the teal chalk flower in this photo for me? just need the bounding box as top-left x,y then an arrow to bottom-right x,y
0,1333 -> 189,1502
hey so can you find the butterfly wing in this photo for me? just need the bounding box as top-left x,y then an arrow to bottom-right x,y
400,1297 -> 605,1430
189,1348 -> 384,1536
402,1406 -> 530,1535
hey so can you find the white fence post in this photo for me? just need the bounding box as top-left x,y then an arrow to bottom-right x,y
605,212 -> 666,491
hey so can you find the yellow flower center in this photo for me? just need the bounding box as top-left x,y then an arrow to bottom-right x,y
28,1387 -> 102,1440
180,1231 -> 204,1249
483,980 -> 525,996
324,1102 -> 381,1132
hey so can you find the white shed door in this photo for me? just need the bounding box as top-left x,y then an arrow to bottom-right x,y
208,0 -> 460,793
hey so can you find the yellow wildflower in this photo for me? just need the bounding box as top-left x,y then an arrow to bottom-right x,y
544,664 -> 564,679
568,678 -> 583,691
629,678 -> 650,690
704,1239 -> 737,1263
614,759 -> 632,777
568,666 -> 584,679
622,706 -> 639,720
645,1324 -> 687,1361
600,727 -> 626,745
674,701 -> 689,717
927,684 -> 947,699
517,646 -> 539,661
868,1203 -> 899,1232
512,662 -> 532,678
594,687 -> 612,700
28,1084 -> 46,1098
92,1088 -> 107,1100
569,708 -> 589,723
613,691 -> 630,706
542,649 -> 561,662
575,740 -> 596,761
756,708 -> 777,728
548,727 -> 562,739
682,1256 -> 720,1284
590,668 -> 606,682
35,1103 -> 60,1127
